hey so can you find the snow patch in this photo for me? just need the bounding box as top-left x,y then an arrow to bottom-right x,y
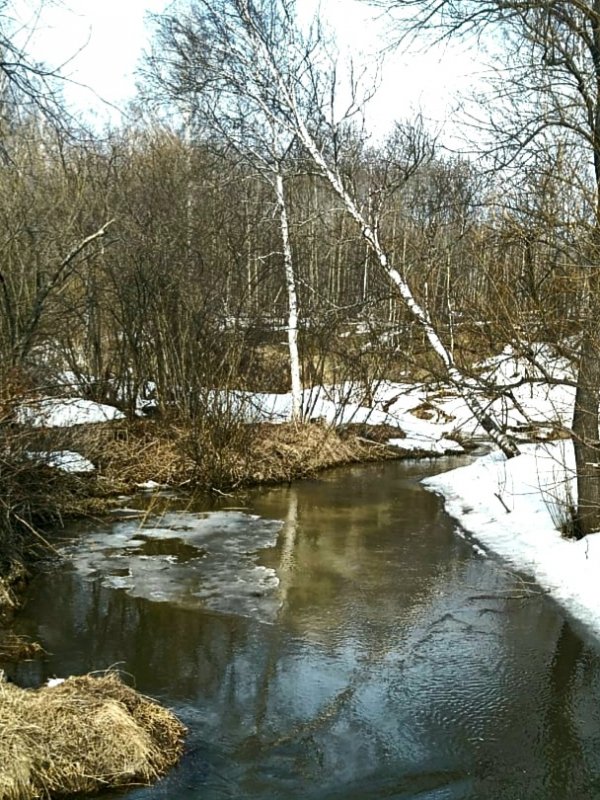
17,397 -> 125,427
29,450 -> 95,473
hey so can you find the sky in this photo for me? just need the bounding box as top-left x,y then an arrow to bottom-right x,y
12,0 -> 171,124
11,0 -> 482,141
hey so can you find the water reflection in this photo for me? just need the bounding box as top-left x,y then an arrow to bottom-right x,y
9,459 -> 600,799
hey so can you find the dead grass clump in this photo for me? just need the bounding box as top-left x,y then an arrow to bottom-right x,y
59,417 -> 415,495
410,401 -> 455,424
340,423 -> 406,443
0,672 -> 186,800
243,422 -> 398,485
79,419 -> 196,490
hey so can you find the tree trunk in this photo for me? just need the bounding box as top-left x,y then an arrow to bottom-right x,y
296,121 -> 520,457
572,270 -> 600,536
237,0 -> 519,457
275,170 -> 303,421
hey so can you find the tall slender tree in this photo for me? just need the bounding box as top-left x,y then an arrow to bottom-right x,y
147,2 -> 306,419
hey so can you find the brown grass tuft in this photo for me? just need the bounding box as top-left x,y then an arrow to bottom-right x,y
0,634 -> 45,662
0,672 -> 186,800
239,422 -> 400,486
72,419 -> 195,490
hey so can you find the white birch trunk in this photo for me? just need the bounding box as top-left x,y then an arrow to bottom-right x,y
293,121 -> 519,455
238,2 -> 519,458
275,170 -> 303,422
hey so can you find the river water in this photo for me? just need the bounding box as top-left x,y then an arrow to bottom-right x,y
8,458 -> 600,799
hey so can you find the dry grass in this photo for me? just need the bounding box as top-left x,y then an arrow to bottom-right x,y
69,419 -> 410,492
78,419 -> 195,490
0,672 -> 186,800
15,413 -> 431,508
0,563 -> 29,621
0,634 -> 45,662
240,422 -> 400,486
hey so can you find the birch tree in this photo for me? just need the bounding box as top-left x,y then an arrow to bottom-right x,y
150,0 -> 519,456
147,3 -> 305,419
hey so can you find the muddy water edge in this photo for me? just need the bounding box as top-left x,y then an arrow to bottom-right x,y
6,456 -> 600,800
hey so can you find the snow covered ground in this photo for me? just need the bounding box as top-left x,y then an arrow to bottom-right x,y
17,397 -> 125,428
29,450 -> 95,474
406,346 -> 600,642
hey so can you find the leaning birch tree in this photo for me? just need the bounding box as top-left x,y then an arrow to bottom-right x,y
371,0 -> 600,535
150,0 -> 519,456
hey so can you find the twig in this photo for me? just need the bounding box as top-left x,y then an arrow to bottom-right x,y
13,513 -> 61,555
494,492 -> 512,513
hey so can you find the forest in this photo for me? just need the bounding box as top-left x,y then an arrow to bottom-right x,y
0,0 -> 596,554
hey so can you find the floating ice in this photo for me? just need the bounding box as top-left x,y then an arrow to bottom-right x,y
62,510 -> 283,623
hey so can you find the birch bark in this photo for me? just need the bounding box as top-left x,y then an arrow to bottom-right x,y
275,170 -> 303,421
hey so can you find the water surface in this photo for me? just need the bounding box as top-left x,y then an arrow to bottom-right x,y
9,459 -> 600,799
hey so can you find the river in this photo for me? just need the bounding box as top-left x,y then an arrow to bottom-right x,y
8,458 -> 600,799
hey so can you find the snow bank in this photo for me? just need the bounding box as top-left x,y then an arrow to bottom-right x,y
423,442 -> 600,640
227,384 -> 463,454
374,344 -> 575,441
17,398 -> 125,427
29,451 -> 95,473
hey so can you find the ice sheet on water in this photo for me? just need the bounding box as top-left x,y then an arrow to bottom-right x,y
62,510 -> 283,623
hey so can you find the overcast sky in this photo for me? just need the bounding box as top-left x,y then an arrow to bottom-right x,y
11,0 -> 481,140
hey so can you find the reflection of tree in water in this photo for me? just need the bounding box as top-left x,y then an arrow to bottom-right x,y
543,621 -> 589,798
254,465 -> 466,643
13,572 -> 248,702
235,471 -> 509,794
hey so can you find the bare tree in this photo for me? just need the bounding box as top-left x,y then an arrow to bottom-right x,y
146,2 -> 307,419
0,1 -> 70,146
148,0 -> 519,455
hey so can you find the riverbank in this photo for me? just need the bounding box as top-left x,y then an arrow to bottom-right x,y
0,344 -> 572,616
0,410 -> 463,620
422,440 -> 600,641
1,340 -> 592,799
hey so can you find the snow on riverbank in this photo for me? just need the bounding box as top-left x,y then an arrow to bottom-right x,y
16,343 -> 600,638
399,345 -> 600,639
29,450 -> 95,473
17,397 -> 125,427
423,442 -> 600,640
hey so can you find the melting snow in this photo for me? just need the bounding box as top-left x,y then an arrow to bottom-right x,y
29,450 -> 95,473
422,441 -> 600,640
20,343 -> 600,639
17,397 -> 125,427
